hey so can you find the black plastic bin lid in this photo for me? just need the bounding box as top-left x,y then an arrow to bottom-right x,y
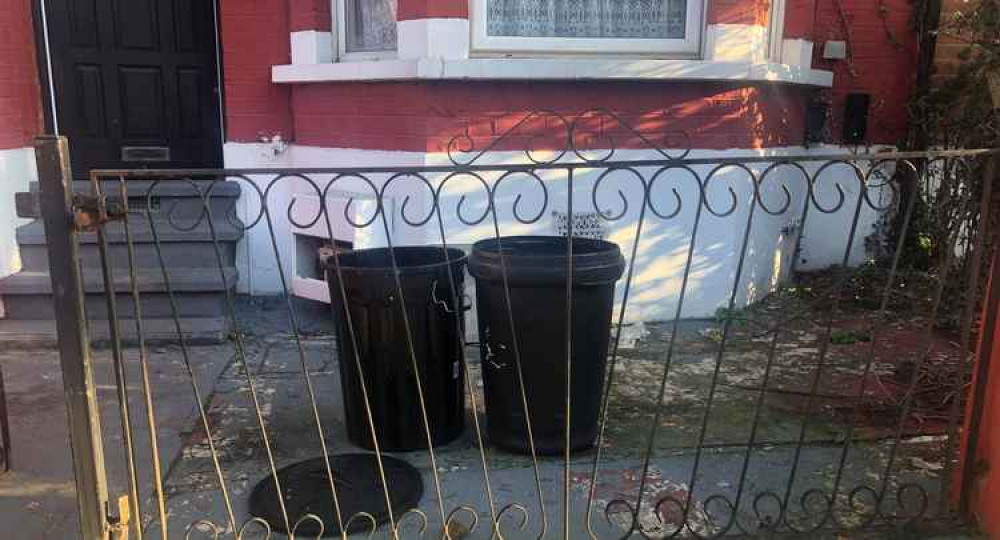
469,235 -> 625,286
248,453 -> 423,537
322,246 -> 467,275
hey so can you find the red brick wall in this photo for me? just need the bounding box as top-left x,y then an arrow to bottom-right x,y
0,0 -> 922,149
395,0 -> 777,25
220,0 -> 295,142
222,0 -> 919,149
707,0 -> 772,25
398,0 -> 468,20
789,0 -> 917,144
395,0 -> 762,24
291,81 -> 808,152
0,0 -> 41,150
783,0 -> 817,39
289,0 -> 332,32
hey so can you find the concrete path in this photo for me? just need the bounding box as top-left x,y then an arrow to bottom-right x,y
0,297 -> 983,539
0,342 -> 232,539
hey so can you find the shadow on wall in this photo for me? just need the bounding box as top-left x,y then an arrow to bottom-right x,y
226,148 -> 889,322
329,152 -> 889,322
419,83 -> 807,154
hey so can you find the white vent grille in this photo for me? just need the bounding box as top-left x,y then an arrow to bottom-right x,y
552,210 -> 607,240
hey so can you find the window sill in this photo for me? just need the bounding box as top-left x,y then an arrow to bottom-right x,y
271,57 -> 833,87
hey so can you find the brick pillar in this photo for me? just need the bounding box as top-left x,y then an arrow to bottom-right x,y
219,0 -> 295,141
0,0 -> 42,149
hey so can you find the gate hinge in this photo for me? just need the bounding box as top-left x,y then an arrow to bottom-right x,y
73,194 -> 126,231
106,495 -> 131,540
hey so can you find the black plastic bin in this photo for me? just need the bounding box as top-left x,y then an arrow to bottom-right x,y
324,247 -> 467,452
469,236 -> 625,455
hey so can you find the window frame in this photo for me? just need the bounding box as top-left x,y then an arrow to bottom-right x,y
334,0 -> 399,61
767,0 -> 787,61
469,0 -> 705,58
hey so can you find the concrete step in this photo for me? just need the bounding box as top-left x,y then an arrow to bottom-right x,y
0,267 -> 237,320
3,291 -> 229,320
31,179 -> 242,219
19,241 -> 237,273
0,267 -> 238,295
16,217 -> 242,271
32,179 -> 242,198
0,317 -> 231,348
3,180 -> 244,346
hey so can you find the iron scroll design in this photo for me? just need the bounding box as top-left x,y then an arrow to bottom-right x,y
446,108 -> 693,167
85,111 -> 997,539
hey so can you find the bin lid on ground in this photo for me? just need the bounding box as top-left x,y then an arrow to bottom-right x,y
248,453 -> 423,537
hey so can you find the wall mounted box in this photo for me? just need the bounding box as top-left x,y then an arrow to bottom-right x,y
823,40 -> 847,60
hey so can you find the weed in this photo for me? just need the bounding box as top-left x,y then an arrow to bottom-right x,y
830,329 -> 873,345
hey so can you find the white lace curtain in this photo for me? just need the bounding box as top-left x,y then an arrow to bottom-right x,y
486,0 -> 688,39
345,0 -> 398,53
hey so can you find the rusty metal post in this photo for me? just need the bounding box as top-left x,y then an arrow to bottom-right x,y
35,136 -> 110,539
961,152 -> 1000,515
0,364 -> 9,474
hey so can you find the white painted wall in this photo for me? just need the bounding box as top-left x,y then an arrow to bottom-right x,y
223,142 -> 423,295
224,143 -> 891,321
0,147 -> 37,280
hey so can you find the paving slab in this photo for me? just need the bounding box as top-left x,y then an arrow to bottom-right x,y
0,342 -> 232,539
0,294 -> 982,539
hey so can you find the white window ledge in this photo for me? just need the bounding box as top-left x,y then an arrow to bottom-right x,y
272,58 -> 833,87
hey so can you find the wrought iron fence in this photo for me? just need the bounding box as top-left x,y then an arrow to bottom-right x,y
31,111 -> 1000,539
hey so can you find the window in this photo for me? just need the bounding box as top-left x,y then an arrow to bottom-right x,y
471,0 -> 703,56
338,0 -> 397,57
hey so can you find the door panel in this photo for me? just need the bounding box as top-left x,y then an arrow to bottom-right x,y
113,0 -> 160,51
68,0 -> 100,48
45,0 -> 222,177
176,68 -> 204,139
173,0 -> 206,53
73,65 -> 108,138
118,66 -> 164,140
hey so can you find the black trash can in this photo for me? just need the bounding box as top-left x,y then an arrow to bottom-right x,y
469,236 -> 625,455
325,247 -> 467,452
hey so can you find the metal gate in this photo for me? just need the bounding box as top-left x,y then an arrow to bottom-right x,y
24,111 -> 1000,539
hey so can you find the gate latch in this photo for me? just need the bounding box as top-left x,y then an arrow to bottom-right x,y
15,191 -> 126,231
73,194 -> 126,231
107,494 -> 131,540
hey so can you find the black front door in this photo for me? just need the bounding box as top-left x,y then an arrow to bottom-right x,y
42,0 -> 223,177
